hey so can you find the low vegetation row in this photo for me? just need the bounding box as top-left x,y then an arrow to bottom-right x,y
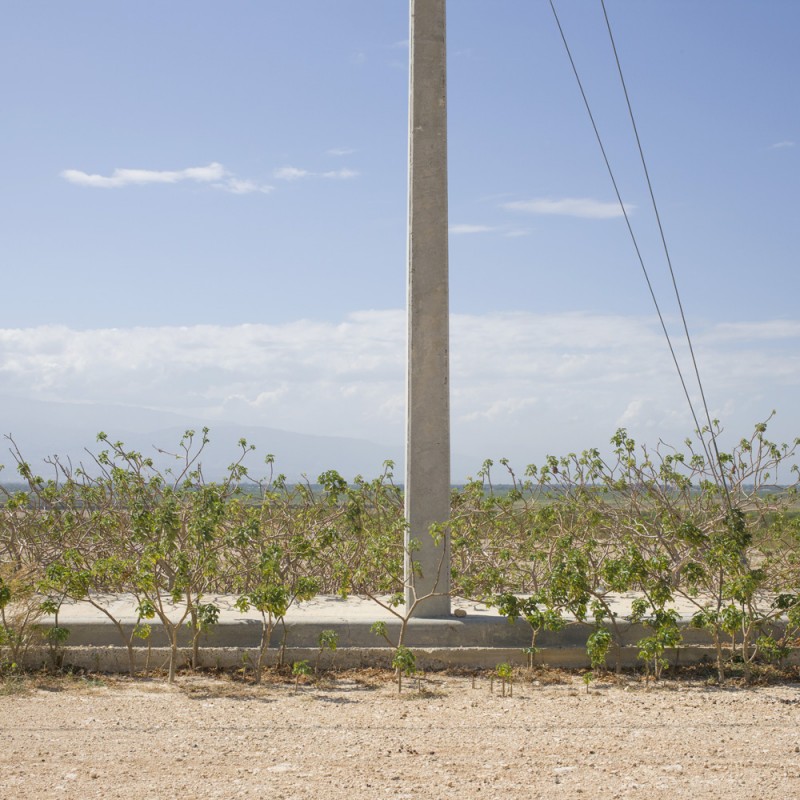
1,419 -> 799,685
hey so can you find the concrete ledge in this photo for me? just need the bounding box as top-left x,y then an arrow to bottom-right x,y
44,615 -> 789,650
14,644 -> 800,674
7,594 -> 793,673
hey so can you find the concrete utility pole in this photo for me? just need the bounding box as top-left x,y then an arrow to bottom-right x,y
405,0 -> 451,618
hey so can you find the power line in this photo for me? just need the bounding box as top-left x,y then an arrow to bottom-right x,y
598,0 -> 732,503
547,0 -> 731,504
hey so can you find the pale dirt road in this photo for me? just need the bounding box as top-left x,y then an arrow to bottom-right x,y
1,671 -> 799,800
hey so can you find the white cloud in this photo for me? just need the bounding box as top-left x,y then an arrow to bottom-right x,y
504,197 -> 632,219
60,159 -> 357,194
322,168 -> 359,179
180,164 -> 227,182
2,311 -> 797,468
274,166 -> 311,181
217,178 -> 273,195
63,160 -> 357,191
61,162 -> 274,195
449,224 -> 533,236
460,396 -> 538,423
327,147 -> 356,157
449,224 -> 496,235
617,398 -> 645,426
700,320 -> 800,344
275,166 -> 359,181
61,162 -> 228,188
770,140 -> 795,149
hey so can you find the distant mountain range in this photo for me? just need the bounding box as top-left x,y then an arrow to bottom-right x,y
0,395 -> 474,482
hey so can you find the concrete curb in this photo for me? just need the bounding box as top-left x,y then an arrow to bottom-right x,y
6,594 -> 794,673
14,644 -> 800,674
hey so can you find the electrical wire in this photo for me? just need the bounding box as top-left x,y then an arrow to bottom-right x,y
598,0 -> 732,504
547,0 -> 732,505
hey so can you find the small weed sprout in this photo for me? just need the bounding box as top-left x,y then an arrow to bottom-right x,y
522,646 -> 539,670
316,629 -> 339,675
188,601 -> 220,670
392,646 -> 416,694
292,659 -> 312,692
240,650 -> 252,682
39,597 -> 70,672
132,600 -> 155,677
495,662 -> 513,697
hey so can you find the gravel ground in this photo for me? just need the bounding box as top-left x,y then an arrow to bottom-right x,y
1,670 -> 799,800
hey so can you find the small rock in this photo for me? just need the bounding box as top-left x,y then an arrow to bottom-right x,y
453,608 -> 467,618
553,766 -> 577,776
267,763 -> 295,773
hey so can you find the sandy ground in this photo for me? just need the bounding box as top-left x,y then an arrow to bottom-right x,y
1,671 -> 799,800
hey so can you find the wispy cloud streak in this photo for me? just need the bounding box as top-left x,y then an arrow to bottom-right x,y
61,162 -> 273,194
504,197 -> 632,219
274,165 -> 359,181
450,224 -> 496,235
61,163 -> 228,188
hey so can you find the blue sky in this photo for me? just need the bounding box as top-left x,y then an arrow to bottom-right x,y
1,1 -> 798,475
